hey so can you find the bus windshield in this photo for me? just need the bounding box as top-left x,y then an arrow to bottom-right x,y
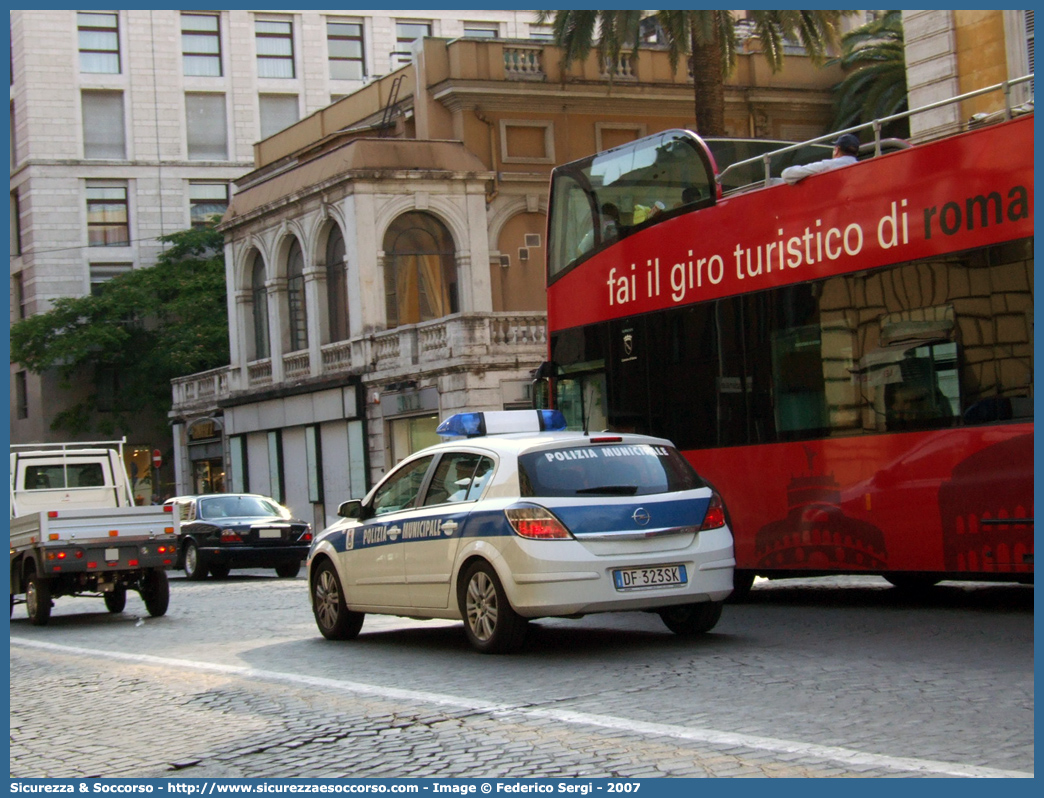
547,129 -> 716,281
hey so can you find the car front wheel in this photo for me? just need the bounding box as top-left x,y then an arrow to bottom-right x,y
311,560 -> 364,640
457,561 -> 528,654
659,600 -> 723,636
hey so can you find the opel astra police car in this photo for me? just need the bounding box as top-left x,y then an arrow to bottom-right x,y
307,410 -> 734,654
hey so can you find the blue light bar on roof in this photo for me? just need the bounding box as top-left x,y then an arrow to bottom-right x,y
436,409 -> 567,437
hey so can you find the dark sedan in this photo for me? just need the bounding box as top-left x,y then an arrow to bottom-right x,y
169,494 -> 312,580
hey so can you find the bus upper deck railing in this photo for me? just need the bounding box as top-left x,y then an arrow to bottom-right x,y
717,74 -> 1034,192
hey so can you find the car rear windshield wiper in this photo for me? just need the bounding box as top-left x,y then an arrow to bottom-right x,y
574,485 -> 639,495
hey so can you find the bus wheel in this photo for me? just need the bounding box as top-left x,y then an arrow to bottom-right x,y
727,570 -> 756,603
884,574 -> 940,591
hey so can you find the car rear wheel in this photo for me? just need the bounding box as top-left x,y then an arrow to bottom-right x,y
275,560 -> 301,578
141,568 -> 170,617
208,564 -> 231,579
183,541 -> 208,581
104,586 -> 127,613
458,561 -> 528,654
311,560 -> 364,640
659,600 -> 723,636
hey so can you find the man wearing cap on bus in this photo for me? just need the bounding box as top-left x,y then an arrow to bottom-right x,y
781,133 -> 861,184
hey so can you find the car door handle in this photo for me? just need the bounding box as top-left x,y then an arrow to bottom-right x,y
440,520 -> 459,535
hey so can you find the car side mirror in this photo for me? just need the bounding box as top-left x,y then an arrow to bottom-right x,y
337,499 -> 364,520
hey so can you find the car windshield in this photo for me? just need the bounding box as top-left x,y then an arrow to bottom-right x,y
517,442 -> 705,497
199,495 -> 289,520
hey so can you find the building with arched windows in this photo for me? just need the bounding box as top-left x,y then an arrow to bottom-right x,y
168,32 -> 859,528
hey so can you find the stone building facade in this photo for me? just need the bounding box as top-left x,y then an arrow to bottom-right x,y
169,34 -> 852,528
9,9 -> 549,499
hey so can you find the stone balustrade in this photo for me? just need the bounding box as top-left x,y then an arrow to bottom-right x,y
171,312 -> 548,414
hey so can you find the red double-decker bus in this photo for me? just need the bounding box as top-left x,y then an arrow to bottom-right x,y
539,85 -> 1033,594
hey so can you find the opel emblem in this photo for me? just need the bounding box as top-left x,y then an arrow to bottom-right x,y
632,507 -> 651,526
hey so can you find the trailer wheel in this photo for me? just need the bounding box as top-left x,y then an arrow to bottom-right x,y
26,572 -> 52,626
104,586 -> 127,613
141,569 -> 170,617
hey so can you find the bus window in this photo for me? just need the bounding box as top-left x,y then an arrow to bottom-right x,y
547,129 -> 716,280
556,373 -> 607,433
548,175 -> 594,277
883,342 -> 959,431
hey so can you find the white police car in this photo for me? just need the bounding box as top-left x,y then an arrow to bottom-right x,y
307,410 -> 734,654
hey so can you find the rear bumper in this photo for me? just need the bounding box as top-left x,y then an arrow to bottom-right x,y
495,527 -> 735,617
199,545 -> 308,568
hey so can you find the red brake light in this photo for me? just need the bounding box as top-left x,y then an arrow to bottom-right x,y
505,506 -> 572,540
700,492 -> 726,531
220,530 -> 243,542
590,436 -> 623,443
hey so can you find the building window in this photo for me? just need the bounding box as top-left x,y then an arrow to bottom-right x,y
259,94 -> 299,139
463,22 -> 499,38
256,19 -> 295,79
185,93 -> 228,160
305,425 -> 323,504
10,189 -> 21,256
286,239 -> 308,352
189,182 -> 229,228
78,11 -> 120,74
383,212 -> 458,329
251,253 -> 270,360
12,272 -> 27,320
325,225 -> 349,342
229,435 -> 248,493
89,262 -> 132,295
15,371 -> 29,420
267,430 -> 284,503
82,91 -> 126,159
328,20 -> 365,80
393,21 -> 431,66
10,100 -> 16,169
500,119 -> 555,164
86,182 -> 129,247
181,12 -> 222,77
529,25 -> 555,41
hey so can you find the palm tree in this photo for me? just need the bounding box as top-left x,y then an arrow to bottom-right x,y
830,11 -> 909,138
537,10 -> 848,136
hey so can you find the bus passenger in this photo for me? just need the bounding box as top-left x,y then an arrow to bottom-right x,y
576,202 -> 621,256
781,133 -> 860,184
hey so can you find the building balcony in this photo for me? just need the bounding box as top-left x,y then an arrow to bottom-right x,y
170,311 -> 547,416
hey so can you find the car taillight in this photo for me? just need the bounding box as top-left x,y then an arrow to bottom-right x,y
220,529 -> 243,542
504,505 -> 573,540
700,492 -> 727,530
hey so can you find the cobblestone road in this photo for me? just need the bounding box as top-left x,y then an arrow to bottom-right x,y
9,574 -> 1034,779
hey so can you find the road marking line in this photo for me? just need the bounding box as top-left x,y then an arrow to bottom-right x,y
11,637 -> 1032,779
